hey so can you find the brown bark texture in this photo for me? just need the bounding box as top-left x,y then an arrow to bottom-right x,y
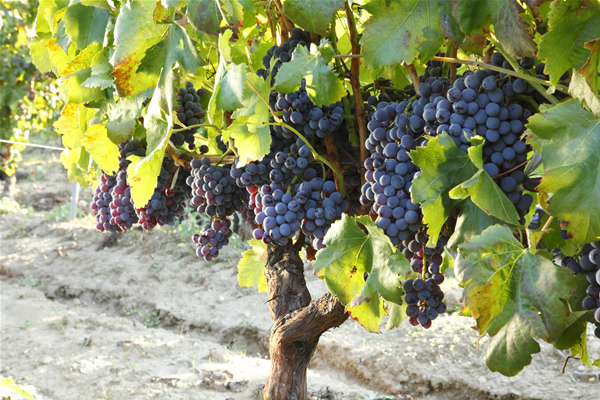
262,241 -> 348,400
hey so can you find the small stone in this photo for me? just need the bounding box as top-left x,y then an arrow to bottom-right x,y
42,356 -> 54,365
477,376 -> 487,384
209,347 -> 236,363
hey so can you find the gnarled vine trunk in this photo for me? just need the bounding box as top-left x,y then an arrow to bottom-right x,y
263,241 -> 348,400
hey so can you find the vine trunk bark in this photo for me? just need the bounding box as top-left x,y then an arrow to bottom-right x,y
262,241 -> 348,400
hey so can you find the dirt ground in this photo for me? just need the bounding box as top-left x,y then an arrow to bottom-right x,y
1,147 -> 599,400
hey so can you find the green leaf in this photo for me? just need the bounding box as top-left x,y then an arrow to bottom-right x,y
215,63 -> 248,111
282,0 -> 344,36
455,225 -> 578,376
237,239 -> 268,293
29,38 -> 55,73
360,0 -> 444,68
127,148 -> 166,209
61,42 -> 107,104
384,300 -> 408,331
80,123 -> 121,174
105,98 -> 145,143
450,170 -> 520,225
447,199 -> 501,250
218,29 -> 233,62
569,68 -> 600,117
440,246 -> 455,273
273,42 -> 346,107
450,0 -> 536,58
81,74 -> 114,89
410,132 -> 479,245
161,0 -> 190,8
63,3 -> 110,50
314,215 -> 411,333
110,1 -> 170,97
527,98 -> 600,244
538,0 -> 600,86
186,0 -> 224,37
579,38 -> 600,94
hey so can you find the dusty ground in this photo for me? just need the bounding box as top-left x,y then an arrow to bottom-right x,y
1,147 -> 599,400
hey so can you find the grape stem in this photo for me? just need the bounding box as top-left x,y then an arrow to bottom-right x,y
421,244 -> 427,281
535,216 -> 554,247
172,123 -> 221,133
217,148 -> 234,164
406,64 -> 421,91
486,36 -> 559,105
490,157 -> 531,179
345,2 -> 370,192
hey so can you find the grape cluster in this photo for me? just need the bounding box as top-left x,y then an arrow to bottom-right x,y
360,98 -> 425,246
91,171 -> 119,232
251,183 -> 303,246
300,179 -> 349,250
567,242 -> 600,339
403,275 -> 447,329
397,231 -> 448,329
273,82 -> 346,139
173,82 -> 206,149
136,160 -> 188,230
193,218 -> 233,261
188,157 -> 240,219
109,140 -> 146,231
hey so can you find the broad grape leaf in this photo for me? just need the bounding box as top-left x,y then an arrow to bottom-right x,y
44,35 -> 75,73
62,42 -> 106,104
579,38 -> 600,94
450,0 -> 536,58
220,0 -> 244,30
54,103 -> 96,149
569,68 -> 600,117
360,0 -> 445,68
314,215 -> 411,333
127,148 -> 166,209
186,0 -> 224,37
455,225 -> 578,376
384,300 -> 408,331
35,0 -> 69,35
527,98 -> 600,244
215,63 -> 248,111
237,239 -> 268,293
538,0 -> 600,86
218,29 -> 234,63
282,0 -> 344,36
63,3 -> 110,50
410,132 -> 479,246
105,98 -> 145,143
447,199 -> 501,250
29,38 -> 55,73
80,124 -> 120,174
450,170 -> 520,225
273,42 -> 345,107
82,46 -> 114,88
230,124 -> 271,166
161,0 -> 190,8
110,1 -> 169,97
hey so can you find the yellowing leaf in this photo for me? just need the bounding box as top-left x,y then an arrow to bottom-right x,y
237,239 -> 268,293
80,124 -> 120,174
127,149 -> 166,209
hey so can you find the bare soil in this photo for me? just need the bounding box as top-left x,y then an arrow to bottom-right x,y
1,147 -> 598,400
